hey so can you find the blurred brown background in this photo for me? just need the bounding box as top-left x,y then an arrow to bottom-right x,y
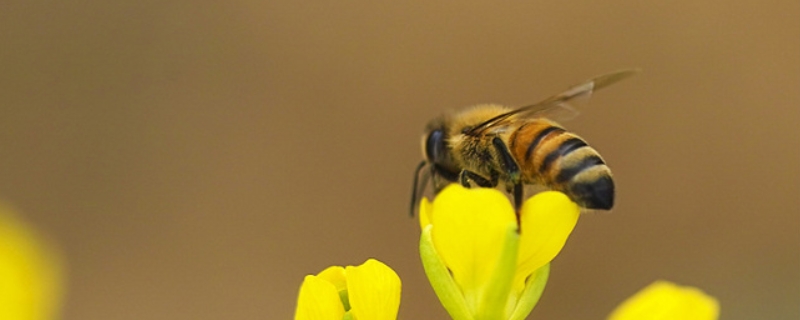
1,1 -> 798,319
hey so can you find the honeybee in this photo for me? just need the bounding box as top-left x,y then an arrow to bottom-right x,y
411,69 -> 637,215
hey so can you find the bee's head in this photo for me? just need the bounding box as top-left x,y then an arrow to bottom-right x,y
422,117 -> 458,179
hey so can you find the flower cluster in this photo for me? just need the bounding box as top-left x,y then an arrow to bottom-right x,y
295,259 -> 400,320
0,203 -> 65,320
609,280 -> 719,320
293,184 -> 719,319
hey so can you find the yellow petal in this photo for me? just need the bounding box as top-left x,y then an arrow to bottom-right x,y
430,184 -> 518,313
317,266 -> 347,291
0,203 -> 64,320
317,266 -> 349,310
419,197 -> 433,231
608,281 -> 719,320
346,259 -> 401,320
514,191 -> 579,294
295,275 -> 346,320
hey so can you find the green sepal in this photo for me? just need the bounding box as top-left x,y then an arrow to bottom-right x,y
419,225 -> 473,320
475,224 -> 520,320
342,311 -> 354,320
508,263 -> 550,320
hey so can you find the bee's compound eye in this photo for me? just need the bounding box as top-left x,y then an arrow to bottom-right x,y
425,129 -> 445,162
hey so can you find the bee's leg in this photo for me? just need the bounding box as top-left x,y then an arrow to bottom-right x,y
459,170 -> 497,188
491,136 -> 524,211
513,183 -> 523,212
492,137 -> 521,184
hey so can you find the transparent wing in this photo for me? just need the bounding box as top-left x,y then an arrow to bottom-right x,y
467,69 -> 639,135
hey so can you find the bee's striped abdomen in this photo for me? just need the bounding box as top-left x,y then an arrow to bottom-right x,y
508,119 -> 615,210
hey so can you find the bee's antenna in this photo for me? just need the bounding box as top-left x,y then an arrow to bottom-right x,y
410,161 -> 429,218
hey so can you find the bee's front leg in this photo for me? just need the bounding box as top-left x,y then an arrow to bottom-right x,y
459,170 -> 498,189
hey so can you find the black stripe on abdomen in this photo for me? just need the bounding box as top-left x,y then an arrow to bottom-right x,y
555,155 -> 605,183
524,126 -> 564,161
539,138 -> 587,174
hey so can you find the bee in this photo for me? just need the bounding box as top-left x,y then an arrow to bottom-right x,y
410,69 -> 637,215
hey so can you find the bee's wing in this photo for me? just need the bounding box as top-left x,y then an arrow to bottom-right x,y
467,69 -> 639,135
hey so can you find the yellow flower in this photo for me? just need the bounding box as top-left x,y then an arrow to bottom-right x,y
419,184 -> 580,320
608,281 -> 719,320
294,258 -> 401,320
0,202 -> 65,320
